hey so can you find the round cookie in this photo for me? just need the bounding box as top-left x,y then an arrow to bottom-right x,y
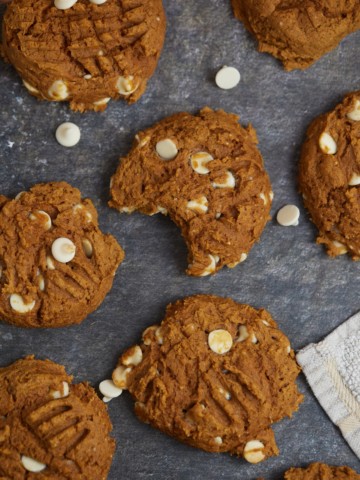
1,0 -> 166,112
0,356 -> 115,479
284,463 -> 360,480
111,295 -> 303,463
0,181 -> 124,327
231,1 -> 360,70
299,91 -> 360,259
109,107 -> 273,276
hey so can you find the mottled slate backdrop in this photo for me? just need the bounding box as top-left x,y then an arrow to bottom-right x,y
0,1 -> 360,478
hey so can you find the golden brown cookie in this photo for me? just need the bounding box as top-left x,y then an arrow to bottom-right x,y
232,1 -> 360,70
0,181 -> 124,328
109,107 -> 272,276
0,356 -> 115,479
299,91 -> 360,258
111,295 -> 303,463
284,463 -> 360,480
1,0 -> 166,112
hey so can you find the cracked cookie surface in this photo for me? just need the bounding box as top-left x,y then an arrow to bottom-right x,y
231,0 -> 360,70
299,91 -> 360,259
1,0 -> 166,112
284,463 -> 360,480
109,107 -> 272,276
0,181 -> 124,328
112,295 -> 303,463
0,356 -> 115,480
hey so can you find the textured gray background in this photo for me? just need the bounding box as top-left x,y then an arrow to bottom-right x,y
0,1 -> 360,478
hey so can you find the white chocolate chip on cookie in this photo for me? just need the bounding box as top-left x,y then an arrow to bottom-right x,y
190,152 -> 213,174
48,80 -> 69,100
332,240 -> 347,254
243,440 -> 266,464
212,171 -> 235,189
214,436 -> 223,445
10,294 -> 35,314
208,329 -> 233,354
51,238 -> 76,263
236,325 -> 249,342
319,132 -> 337,155
21,456 -> 46,473
277,205 -> 300,227
349,173 -> 360,186
122,345 -> 143,366
347,99 -> 360,121
46,256 -> 56,270
29,210 -> 52,230
55,122 -> 81,148
51,381 -> 69,399
156,139 -> 178,160
187,196 -> 208,214
82,239 -> 93,258
22,80 -> 39,94
112,366 -> 132,389
200,254 -> 219,276
89,0 -> 108,4
93,97 -> 111,106
116,76 -> 138,96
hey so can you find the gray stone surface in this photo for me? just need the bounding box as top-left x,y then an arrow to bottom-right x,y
0,1 -> 359,478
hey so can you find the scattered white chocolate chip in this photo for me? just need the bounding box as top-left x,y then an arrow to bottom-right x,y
208,329 -> 233,354
156,139 -> 178,160
48,80 -> 69,100
212,171 -> 235,189
15,191 -> 25,201
319,132 -> 337,155
269,191 -> 274,201
22,80 -> 39,94
200,254 -> 219,276
236,325 -> 249,343
262,320 -> 270,327
155,327 -> 164,345
38,274 -> 45,292
46,256 -> 56,270
332,240 -> 347,254
277,205 -> 300,227
51,238 -> 76,263
259,193 -> 267,205
122,345 -> 143,366
187,196 -> 208,214
112,366 -> 132,389
29,210 -> 52,230
142,325 -> 158,345
215,212 -> 221,219
287,345 -> 291,354
228,252 -> 248,269
93,97 -> 111,106
347,100 -> 360,121
21,456 -> 46,473
214,436 -> 223,445
10,294 -> 35,314
243,440 -> 266,464
155,206 -> 168,215
116,76 -> 138,96
190,152 -> 213,174
51,381 -> 70,399
84,74 -> 92,80
219,387 -> 231,400
215,66 -> 240,90
251,334 -> 258,344
119,206 -> 136,213
55,122 -> 81,148
99,379 -> 123,399
89,0 -> 107,4
135,134 -> 150,148
82,239 -> 93,258
349,173 -> 360,186
102,396 -> 112,403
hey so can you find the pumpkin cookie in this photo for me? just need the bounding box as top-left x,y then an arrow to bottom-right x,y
110,295 -> 303,463
232,0 -> 360,70
299,91 -> 360,258
0,356 -> 115,479
284,463 -> 360,480
109,108 -> 272,276
1,0 -> 166,112
0,181 -> 124,328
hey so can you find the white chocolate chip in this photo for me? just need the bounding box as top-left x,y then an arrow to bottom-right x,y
214,436 -> 223,445
116,76 -> 138,96
219,387 -> 231,400
55,122 -> 81,148
51,238 -> 76,263
236,325 -> 249,342
102,396 -> 112,403
155,327 -> 164,345
190,152 -> 213,174
46,256 -> 56,270
142,325 -> 158,345
93,97 -> 111,106
319,132 -> 337,155
187,196 -> 208,214
84,74 -> 92,80
15,191 -> 25,201
215,66 -> 240,90
262,320 -> 270,327
89,0 -> 107,4
208,329 -> 233,354
155,206 -> 168,215
22,80 -> 39,94
156,139 -> 178,160
119,206 -> 136,213
72,204 -> 93,223
212,171 -> 235,189
82,239 -> 93,258
215,212 -> 221,219
347,100 -> 360,121
10,294 -> 35,314
112,366 -> 132,389
251,334 -> 258,344
48,80 -> 69,100
51,381 -> 69,399
38,274 -> 45,292
277,205 -> 300,227
332,240 -> 347,254
135,134 -> 150,147
287,345 -> 291,354
122,345 -> 143,366
259,193 -> 267,205
243,440 -> 266,464
269,191 -> 274,201
200,254 -> 219,276
29,210 -> 52,230
21,456 -> 46,473
349,173 -> 360,186
99,379 -> 123,399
